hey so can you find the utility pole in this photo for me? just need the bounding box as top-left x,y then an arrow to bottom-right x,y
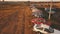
48,0 -> 53,20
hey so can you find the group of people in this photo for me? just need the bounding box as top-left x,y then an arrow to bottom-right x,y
31,6 -> 54,34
